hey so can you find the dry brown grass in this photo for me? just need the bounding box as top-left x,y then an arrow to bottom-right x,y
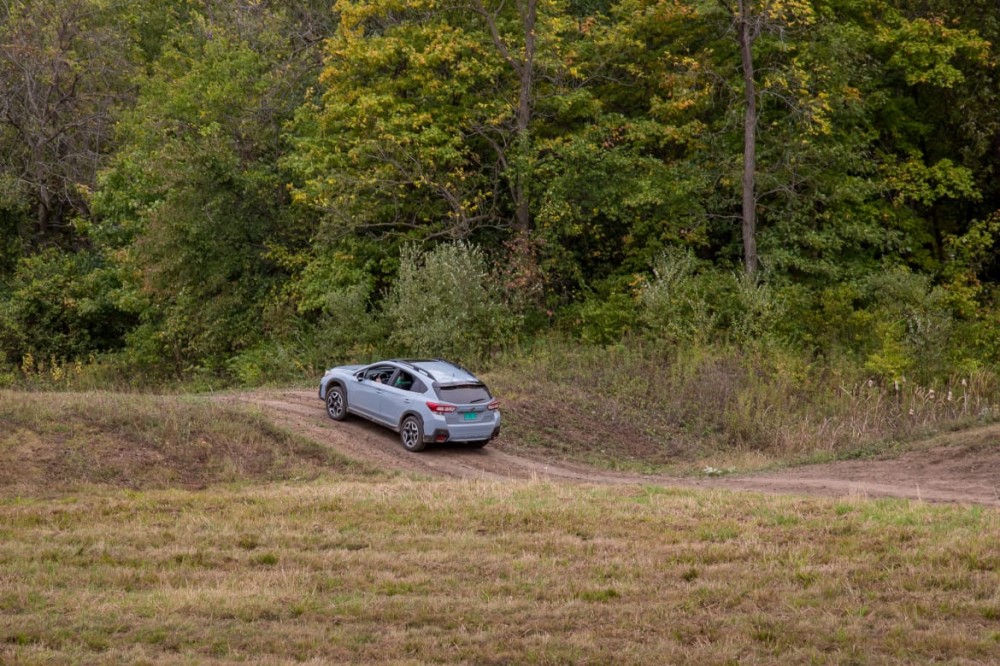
2,479 -> 998,664
2,387 -> 998,663
486,341 -> 1000,473
0,390 -> 374,495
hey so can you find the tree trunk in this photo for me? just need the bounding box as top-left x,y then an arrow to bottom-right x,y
473,0 -> 537,232
738,2 -> 758,278
36,187 -> 51,237
512,0 -> 536,233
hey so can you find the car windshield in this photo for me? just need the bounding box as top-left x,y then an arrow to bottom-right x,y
436,384 -> 492,404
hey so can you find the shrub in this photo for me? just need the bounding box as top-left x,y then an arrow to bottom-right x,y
639,248 -> 717,346
229,285 -> 382,385
575,291 -> 639,345
0,248 -> 134,362
382,242 -> 519,363
639,248 -> 785,349
863,269 -> 956,381
725,275 -> 786,348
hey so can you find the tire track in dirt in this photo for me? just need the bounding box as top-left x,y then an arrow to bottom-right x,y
223,389 -> 1000,506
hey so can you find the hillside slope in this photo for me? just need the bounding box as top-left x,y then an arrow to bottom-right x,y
231,389 -> 1000,506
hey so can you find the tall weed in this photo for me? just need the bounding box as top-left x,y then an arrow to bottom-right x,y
490,337 -> 1000,465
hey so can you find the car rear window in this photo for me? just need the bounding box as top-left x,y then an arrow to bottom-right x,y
436,384 -> 492,404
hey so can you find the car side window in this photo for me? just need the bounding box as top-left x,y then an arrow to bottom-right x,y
389,371 -> 425,393
392,371 -> 414,391
364,366 -> 394,383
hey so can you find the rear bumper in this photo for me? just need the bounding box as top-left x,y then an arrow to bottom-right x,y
426,422 -> 501,443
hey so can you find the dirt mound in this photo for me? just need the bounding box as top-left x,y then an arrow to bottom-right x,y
232,389 -> 1000,506
0,391 -> 360,496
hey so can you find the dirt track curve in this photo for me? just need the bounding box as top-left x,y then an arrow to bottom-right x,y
223,389 -> 1000,507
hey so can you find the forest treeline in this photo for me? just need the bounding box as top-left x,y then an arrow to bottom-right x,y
2,0 -> 1000,385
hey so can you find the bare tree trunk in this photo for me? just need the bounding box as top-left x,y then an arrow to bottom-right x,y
36,187 -> 51,237
512,0 -> 536,232
737,2 -> 758,278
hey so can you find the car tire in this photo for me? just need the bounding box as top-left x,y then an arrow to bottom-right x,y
325,385 -> 348,421
400,415 -> 427,452
469,440 -> 490,449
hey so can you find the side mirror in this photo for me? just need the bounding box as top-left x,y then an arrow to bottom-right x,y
356,373 -> 364,382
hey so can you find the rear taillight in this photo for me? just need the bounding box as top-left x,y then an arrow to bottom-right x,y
487,399 -> 500,410
426,401 -> 457,414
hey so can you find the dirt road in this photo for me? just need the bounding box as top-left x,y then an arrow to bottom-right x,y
226,389 -> 1000,507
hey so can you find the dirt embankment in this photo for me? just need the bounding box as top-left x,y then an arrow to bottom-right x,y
225,389 -> 1000,507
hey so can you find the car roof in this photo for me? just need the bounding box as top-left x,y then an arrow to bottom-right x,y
393,359 -> 480,385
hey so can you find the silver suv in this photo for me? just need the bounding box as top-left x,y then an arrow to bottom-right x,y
319,359 -> 501,451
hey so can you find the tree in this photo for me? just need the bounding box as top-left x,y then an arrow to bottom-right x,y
471,0 -> 539,232
717,0 -> 814,277
291,0 -> 585,247
0,0 -> 134,242
91,1 -> 335,371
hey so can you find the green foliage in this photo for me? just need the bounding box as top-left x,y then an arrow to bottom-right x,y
2,0 -> 1000,390
382,242 -> 519,363
864,320 -> 911,382
787,267 -> 983,382
532,118 -> 710,284
640,249 -> 718,347
864,269 -> 955,374
573,291 -> 640,345
639,249 -> 785,350
0,248 -> 133,362
227,340 -> 315,387
288,0 -> 511,246
561,274 -> 642,345
228,284 -> 384,385
91,7 -> 327,374
876,14 -> 990,88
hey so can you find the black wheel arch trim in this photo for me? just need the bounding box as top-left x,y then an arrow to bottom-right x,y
323,379 -> 346,399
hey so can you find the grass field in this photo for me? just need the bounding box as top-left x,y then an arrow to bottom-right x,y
2,389 -> 999,664
3,479 -> 999,664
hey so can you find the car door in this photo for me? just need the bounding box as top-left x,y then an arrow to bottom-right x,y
351,365 -> 395,420
380,371 -> 425,428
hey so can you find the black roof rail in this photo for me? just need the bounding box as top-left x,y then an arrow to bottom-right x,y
393,358 -> 435,380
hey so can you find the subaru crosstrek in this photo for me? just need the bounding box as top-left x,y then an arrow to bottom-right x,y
318,359 -> 501,451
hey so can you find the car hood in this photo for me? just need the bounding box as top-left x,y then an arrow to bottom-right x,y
330,364 -> 364,374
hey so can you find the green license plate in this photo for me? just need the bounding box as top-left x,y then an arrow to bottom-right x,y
463,411 -> 478,421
